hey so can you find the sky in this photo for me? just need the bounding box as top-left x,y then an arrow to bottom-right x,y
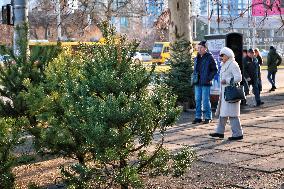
0,0 -> 36,8
0,0 -> 10,7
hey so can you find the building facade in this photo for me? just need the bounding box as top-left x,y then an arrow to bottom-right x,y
197,0 -> 284,52
199,0 -> 250,17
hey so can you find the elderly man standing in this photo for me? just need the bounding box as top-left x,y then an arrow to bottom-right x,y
192,41 -> 218,124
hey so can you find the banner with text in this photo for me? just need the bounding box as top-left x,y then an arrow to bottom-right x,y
207,39 -> 225,95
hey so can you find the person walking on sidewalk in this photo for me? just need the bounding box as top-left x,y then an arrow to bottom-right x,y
209,47 -> 243,140
254,48 -> 263,92
192,41 -> 218,124
243,48 -> 264,106
241,49 -> 249,106
267,46 -> 282,92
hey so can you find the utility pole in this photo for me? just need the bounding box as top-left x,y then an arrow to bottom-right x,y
13,0 -> 28,55
252,16 -> 256,48
217,0 -> 220,34
247,0 -> 251,48
207,0 -> 211,35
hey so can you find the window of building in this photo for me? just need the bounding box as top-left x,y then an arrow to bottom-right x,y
117,0 -> 126,7
120,17 -> 128,27
112,0 -> 127,9
144,0 -> 164,28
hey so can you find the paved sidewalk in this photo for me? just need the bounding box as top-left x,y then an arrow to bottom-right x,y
162,87 -> 284,181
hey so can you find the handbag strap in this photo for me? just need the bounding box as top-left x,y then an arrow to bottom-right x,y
229,77 -> 240,87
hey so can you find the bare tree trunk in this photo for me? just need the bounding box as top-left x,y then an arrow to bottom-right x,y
168,0 -> 192,42
44,24 -> 49,39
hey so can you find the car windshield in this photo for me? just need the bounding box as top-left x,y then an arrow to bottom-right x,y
0,55 -> 10,61
141,53 -> 150,56
152,44 -> 163,53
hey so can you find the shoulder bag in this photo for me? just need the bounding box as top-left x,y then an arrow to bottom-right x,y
224,78 -> 246,103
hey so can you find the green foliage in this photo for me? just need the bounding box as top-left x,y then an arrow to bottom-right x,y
0,42 -> 61,120
28,182 -> 41,189
0,24 -> 62,188
25,22 -> 195,188
172,146 -> 197,177
16,154 -> 36,165
0,117 -> 28,189
138,146 -> 196,178
0,24 -> 62,152
166,37 -> 194,104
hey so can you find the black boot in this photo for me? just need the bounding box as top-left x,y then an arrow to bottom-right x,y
228,135 -> 243,141
209,133 -> 224,138
192,118 -> 202,124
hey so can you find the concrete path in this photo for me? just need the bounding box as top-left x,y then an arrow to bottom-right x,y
162,87 -> 284,175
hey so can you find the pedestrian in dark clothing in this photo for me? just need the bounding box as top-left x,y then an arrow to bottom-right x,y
241,49 -> 249,106
267,46 -> 282,91
243,48 -> 264,106
192,41 -> 218,124
254,48 -> 263,92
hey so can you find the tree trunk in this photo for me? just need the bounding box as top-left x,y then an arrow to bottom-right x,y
120,158 -> 128,189
168,0 -> 192,42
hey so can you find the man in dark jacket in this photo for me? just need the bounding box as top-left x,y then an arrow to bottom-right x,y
267,46 -> 282,91
242,49 -> 250,99
192,41 -> 218,124
243,48 -> 264,106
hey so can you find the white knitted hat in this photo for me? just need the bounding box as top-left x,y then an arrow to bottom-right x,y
220,47 -> 235,58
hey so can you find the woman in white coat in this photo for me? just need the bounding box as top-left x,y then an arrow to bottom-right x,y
209,47 -> 244,140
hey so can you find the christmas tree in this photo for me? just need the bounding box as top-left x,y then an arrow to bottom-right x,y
0,24 -> 61,123
24,22 -> 196,188
0,24 -> 60,188
166,37 -> 194,110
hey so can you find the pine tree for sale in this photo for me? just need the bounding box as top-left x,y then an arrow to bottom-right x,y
166,37 -> 194,110
24,22 -> 196,189
0,24 -> 60,188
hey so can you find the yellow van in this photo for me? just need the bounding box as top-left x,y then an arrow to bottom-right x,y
151,42 -> 170,65
151,41 -> 199,65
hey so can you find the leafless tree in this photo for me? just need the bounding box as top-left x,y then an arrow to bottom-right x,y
78,0 -> 146,22
29,0 -> 148,41
0,25 -> 13,45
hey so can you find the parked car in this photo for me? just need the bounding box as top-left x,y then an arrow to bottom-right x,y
164,58 -> 171,65
277,49 -> 284,57
132,52 -> 152,64
0,54 -> 11,66
260,49 -> 269,57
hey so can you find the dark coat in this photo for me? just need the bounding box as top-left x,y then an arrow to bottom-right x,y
256,55 -> 262,79
193,52 -> 218,86
267,48 -> 282,72
256,55 -> 263,65
243,56 -> 259,84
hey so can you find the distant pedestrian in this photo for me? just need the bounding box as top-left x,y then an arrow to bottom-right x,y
241,49 -> 249,106
254,48 -> 263,92
243,48 -> 264,106
267,46 -> 282,91
192,41 -> 218,124
209,47 -> 243,140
